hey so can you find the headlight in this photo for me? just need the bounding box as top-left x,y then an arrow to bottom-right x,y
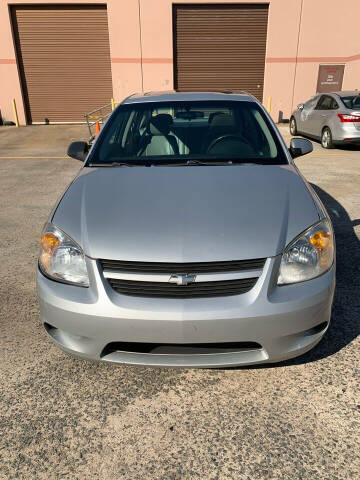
39,223 -> 89,286
278,219 -> 334,285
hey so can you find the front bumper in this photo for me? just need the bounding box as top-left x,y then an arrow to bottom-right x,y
37,257 -> 335,367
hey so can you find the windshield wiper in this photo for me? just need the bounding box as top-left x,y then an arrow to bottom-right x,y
89,159 -> 268,167
150,159 -> 235,166
185,159 -> 232,166
88,161 -> 149,167
159,159 -> 263,166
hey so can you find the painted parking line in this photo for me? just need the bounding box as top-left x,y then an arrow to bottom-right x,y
0,156 -> 68,159
310,154 -> 356,157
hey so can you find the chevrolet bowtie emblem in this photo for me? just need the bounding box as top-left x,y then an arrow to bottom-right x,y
168,273 -> 197,286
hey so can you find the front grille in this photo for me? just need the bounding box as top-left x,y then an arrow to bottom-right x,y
100,258 -> 266,274
108,277 -> 258,298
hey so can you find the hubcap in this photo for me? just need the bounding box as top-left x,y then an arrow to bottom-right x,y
322,130 -> 330,147
290,120 -> 295,134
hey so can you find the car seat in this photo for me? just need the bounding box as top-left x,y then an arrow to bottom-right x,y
139,114 -> 179,156
202,113 -> 238,151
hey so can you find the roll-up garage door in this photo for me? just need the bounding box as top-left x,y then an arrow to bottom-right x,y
173,4 -> 269,101
11,5 -> 113,123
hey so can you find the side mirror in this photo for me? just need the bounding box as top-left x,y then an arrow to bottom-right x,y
289,138 -> 313,159
67,141 -> 89,162
297,103 -> 304,110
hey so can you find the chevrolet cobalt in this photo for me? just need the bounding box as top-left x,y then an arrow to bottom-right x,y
37,91 -> 335,367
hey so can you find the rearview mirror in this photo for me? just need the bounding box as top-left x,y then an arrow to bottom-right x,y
297,103 -> 304,110
67,141 -> 89,162
289,138 -> 313,159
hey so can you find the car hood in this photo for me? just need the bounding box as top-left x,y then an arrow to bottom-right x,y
53,165 -> 319,262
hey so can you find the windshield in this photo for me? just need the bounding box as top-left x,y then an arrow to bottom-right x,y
341,95 -> 360,110
88,101 -> 288,166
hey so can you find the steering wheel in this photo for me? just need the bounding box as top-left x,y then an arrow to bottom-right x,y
206,134 -> 252,154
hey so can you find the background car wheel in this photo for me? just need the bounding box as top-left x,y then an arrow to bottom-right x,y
321,127 -> 334,149
290,117 -> 297,136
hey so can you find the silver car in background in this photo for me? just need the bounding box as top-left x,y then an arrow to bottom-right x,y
37,91 -> 335,368
290,90 -> 360,148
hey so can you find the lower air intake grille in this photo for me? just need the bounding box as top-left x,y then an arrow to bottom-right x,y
108,277 -> 258,298
101,341 -> 262,356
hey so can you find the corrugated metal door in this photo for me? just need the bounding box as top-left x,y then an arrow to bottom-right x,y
11,5 -> 113,123
173,4 -> 269,100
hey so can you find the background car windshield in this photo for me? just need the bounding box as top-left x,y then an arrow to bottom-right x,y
341,95 -> 360,109
91,101 -> 287,165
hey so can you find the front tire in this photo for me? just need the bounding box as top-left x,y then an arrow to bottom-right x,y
290,117 -> 297,136
321,127 -> 334,149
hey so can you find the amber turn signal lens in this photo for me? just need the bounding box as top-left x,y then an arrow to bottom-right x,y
309,230 -> 331,251
310,230 -> 333,267
41,232 -> 60,253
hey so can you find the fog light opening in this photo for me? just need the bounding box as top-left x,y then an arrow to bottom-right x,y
304,321 -> 328,337
44,322 -> 57,334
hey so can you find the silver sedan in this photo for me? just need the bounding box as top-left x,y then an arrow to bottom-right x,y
37,91 -> 335,368
290,91 -> 360,148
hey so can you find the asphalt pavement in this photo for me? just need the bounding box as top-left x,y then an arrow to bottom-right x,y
0,124 -> 359,479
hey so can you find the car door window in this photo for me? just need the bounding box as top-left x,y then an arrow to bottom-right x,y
340,95 -> 360,109
330,98 -> 339,109
316,96 -> 332,110
353,96 -> 360,109
315,96 -> 325,110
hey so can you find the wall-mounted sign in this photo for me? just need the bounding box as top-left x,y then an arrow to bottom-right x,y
316,64 -> 345,93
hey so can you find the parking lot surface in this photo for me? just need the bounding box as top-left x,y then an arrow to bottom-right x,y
0,124 -> 359,479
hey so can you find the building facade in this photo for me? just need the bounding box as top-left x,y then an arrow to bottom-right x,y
1,0 -> 359,125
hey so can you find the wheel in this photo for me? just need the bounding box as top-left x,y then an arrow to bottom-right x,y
321,127 -> 334,149
290,117 -> 297,136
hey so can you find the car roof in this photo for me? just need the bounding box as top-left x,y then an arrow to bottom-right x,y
121,90 -> 255,105
332,90 -> 360,97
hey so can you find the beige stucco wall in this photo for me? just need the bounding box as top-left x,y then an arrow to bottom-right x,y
291,0 -> 360,110
1,0 -> 359,125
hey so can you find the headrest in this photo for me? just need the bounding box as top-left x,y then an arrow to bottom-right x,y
208,112 -> 223,124
149,114 -> 173,136
209,113 -> 235,128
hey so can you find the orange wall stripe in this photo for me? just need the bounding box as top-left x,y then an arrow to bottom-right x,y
111,58 -> 172,64
0,59 -> 16,64
267,53 -> 360,63
112,55 -> 360,65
